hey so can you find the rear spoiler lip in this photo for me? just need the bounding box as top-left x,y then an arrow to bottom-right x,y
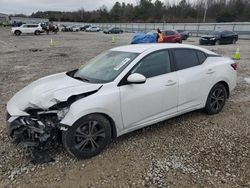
207,54 -> 222,57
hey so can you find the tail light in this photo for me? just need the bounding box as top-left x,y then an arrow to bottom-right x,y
231,63 -> 238,70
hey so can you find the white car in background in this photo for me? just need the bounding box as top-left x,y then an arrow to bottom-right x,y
6,44 -> 237,160
71,26 -> 80,32
85,26 -> 101,32
11,23 -> 44,36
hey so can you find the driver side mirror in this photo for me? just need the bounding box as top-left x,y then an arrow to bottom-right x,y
127,73 -> 146,84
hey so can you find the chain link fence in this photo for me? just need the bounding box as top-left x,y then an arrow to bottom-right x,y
57,22 -> 250,39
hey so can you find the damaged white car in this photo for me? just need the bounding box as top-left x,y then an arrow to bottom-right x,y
6,44 -> 237,162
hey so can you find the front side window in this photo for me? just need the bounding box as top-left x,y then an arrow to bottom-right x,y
132,50 -> 171,78
173,49 -> 200,71
74,51 -> 139,83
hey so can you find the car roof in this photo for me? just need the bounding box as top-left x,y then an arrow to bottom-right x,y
111,43 -> 217,55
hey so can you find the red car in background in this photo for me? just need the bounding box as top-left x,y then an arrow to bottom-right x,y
161,30 -> 182,43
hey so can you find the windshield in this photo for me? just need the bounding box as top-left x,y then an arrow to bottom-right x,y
74,51 -> 139,83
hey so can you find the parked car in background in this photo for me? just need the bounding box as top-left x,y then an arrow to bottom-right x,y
12,21 -> 26,27
80,25 -> 91,31
71,26 -> 80,32
61,25 -> 72,32
177,30 -> 190,40
162,30 -> 182,43
86,26 -> 101,32
200,30 -> 238,45
11,23 -> 44,36
104,27 -> 123,34
6,43 -> 237,159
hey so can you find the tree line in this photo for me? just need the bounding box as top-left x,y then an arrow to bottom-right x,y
25,0 -> 250,23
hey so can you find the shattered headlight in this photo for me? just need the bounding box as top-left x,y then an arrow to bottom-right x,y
57,107 -> 69,120
210,37 -> 216,40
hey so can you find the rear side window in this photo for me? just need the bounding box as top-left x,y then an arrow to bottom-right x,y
132,50 -> 171,78
197,51 -> 207,63
27,25 -> 38,28
173,49 -> 200,71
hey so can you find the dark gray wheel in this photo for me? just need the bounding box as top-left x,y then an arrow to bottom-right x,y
14,30 -> 21,36
232,38 -> 236,44
204,83 -> 227,115
62,114 -> 112,159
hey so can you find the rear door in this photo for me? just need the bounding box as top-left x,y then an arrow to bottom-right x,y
221,31 -> 233,44
120,50 -> 178,129
21,25 -> 29,33
27,24 -> 37,33
172,48 -> 212,111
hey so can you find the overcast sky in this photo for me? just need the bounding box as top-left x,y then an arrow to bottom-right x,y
0,0 -> 140,15
0,0 -> 187,15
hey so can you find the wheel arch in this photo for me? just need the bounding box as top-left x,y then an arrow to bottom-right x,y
210,81 -> 230,98
95,112 -> 117,140
61,111 -> 118,140
217,81 -> 230,98
14,30 -> 21,34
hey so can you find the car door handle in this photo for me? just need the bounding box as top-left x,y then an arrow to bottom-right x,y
207,69 -> 215,74
165,80 -> 176,86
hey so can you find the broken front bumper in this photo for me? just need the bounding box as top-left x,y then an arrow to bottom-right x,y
6,110 -> 60,148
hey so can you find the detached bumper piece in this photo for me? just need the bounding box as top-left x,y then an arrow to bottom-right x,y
6,112 -> 60,164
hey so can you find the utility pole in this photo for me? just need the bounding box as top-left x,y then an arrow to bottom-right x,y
202,0 -> 208,23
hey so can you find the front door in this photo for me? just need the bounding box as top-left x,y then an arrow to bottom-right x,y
119,50 -> 178,129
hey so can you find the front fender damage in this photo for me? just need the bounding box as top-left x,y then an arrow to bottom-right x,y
7,86 -> 102,164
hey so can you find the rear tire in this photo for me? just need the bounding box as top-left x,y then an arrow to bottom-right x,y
62,114 -> 112,159
34,30 -> 40,35
204,83 -> 227,115
14,30 -> 21,36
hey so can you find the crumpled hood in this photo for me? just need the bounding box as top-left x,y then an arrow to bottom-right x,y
7,72 -> 102,116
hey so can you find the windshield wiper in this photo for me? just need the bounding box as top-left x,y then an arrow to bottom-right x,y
74,76 -> 90,82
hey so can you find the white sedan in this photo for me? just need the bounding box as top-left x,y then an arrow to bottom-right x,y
6,44 -> 237,159
85,26 -> 101,32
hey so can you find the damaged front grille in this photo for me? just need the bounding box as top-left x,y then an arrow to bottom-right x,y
10,113 -> 60,148
11,117 -> 57,148
7,111 -> 61,163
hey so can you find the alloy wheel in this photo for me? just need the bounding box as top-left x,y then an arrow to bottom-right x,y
210,88 -> 225,111
74,121 -> 105,152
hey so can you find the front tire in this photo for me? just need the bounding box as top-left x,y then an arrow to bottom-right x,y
204,83 -> 227,115
62,114 -> 112,159
215,40 -> 221,45
14,30 -> 21,36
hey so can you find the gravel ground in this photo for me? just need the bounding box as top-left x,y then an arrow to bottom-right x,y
0,27 -> 249,188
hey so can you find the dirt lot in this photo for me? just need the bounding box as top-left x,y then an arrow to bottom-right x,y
0,27 -> 249,188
